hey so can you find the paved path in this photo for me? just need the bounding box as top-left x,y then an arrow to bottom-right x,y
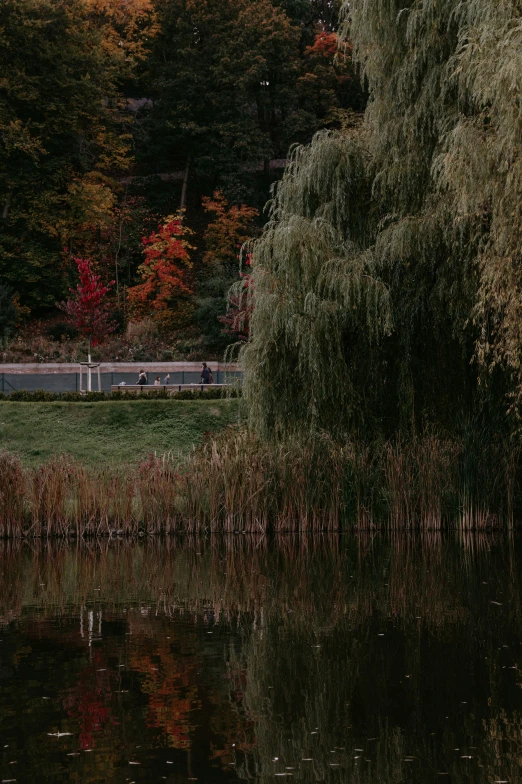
0,361 -> 240,394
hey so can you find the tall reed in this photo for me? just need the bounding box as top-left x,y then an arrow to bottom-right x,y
0,428 -> 520,537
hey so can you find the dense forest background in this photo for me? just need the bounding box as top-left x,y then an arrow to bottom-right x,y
0,0 -> 364,359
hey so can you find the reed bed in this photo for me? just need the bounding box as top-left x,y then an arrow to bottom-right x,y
0,429 -> 520,537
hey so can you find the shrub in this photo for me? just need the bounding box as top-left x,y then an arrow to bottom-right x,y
61,392 -> 84,402
83,391 -> 106,402
31,390 -> 60,402
9,390 -> 35,401
1,388 -> 238,402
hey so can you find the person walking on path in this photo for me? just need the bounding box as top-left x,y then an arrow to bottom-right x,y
163,373 -> 171,385
154,376 -> 161,386
137,370 -> 147,386
200,363 -> 213,384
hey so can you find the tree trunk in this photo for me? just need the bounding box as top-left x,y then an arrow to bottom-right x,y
114,188 -> 127,310
180,154 -> 191,214
87,338 -> 92,392
2,195 -> 10,220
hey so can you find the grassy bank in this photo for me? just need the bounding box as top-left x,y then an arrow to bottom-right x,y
0,400 -> 239,467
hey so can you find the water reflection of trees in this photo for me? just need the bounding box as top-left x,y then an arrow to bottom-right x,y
0,534 -> 521,782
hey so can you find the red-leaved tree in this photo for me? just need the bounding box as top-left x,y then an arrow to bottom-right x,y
60,257 -> 115,353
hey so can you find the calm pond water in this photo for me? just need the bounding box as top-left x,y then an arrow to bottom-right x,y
0,534 -> 521,783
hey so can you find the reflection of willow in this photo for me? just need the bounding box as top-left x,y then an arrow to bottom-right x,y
482,710 -> 522,782
221,536 -> 522,783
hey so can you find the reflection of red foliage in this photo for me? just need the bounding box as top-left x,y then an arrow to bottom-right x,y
63,653 -> 118,749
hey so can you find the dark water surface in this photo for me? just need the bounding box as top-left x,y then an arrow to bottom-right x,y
0,534 -> 521,783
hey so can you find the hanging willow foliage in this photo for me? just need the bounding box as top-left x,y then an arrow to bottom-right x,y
241,0 -> 522,439
345,0 -> 522,415
240,132 -> 391,437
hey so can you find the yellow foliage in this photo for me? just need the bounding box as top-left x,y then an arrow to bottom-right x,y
83,0 -> 159,67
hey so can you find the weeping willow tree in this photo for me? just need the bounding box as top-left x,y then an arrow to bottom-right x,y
240,0 -> 522,439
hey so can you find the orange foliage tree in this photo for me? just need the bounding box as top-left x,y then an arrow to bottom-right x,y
85,0 -> 159,69
127,215 -> 195,329
196,191 -> 259,348
202,191 -> 259,274
297,32 -> 363,126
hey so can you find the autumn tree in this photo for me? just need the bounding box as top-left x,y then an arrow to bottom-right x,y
295,32 -> 364,133
85,0 -> 158,71
201,192 -> 259,274
127,216 -> 195,329
60,258 -> 115,349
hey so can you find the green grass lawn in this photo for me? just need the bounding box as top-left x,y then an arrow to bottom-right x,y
0,399 -> 240,466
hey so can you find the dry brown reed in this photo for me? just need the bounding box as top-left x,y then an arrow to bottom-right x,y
0,429 -> 520,537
